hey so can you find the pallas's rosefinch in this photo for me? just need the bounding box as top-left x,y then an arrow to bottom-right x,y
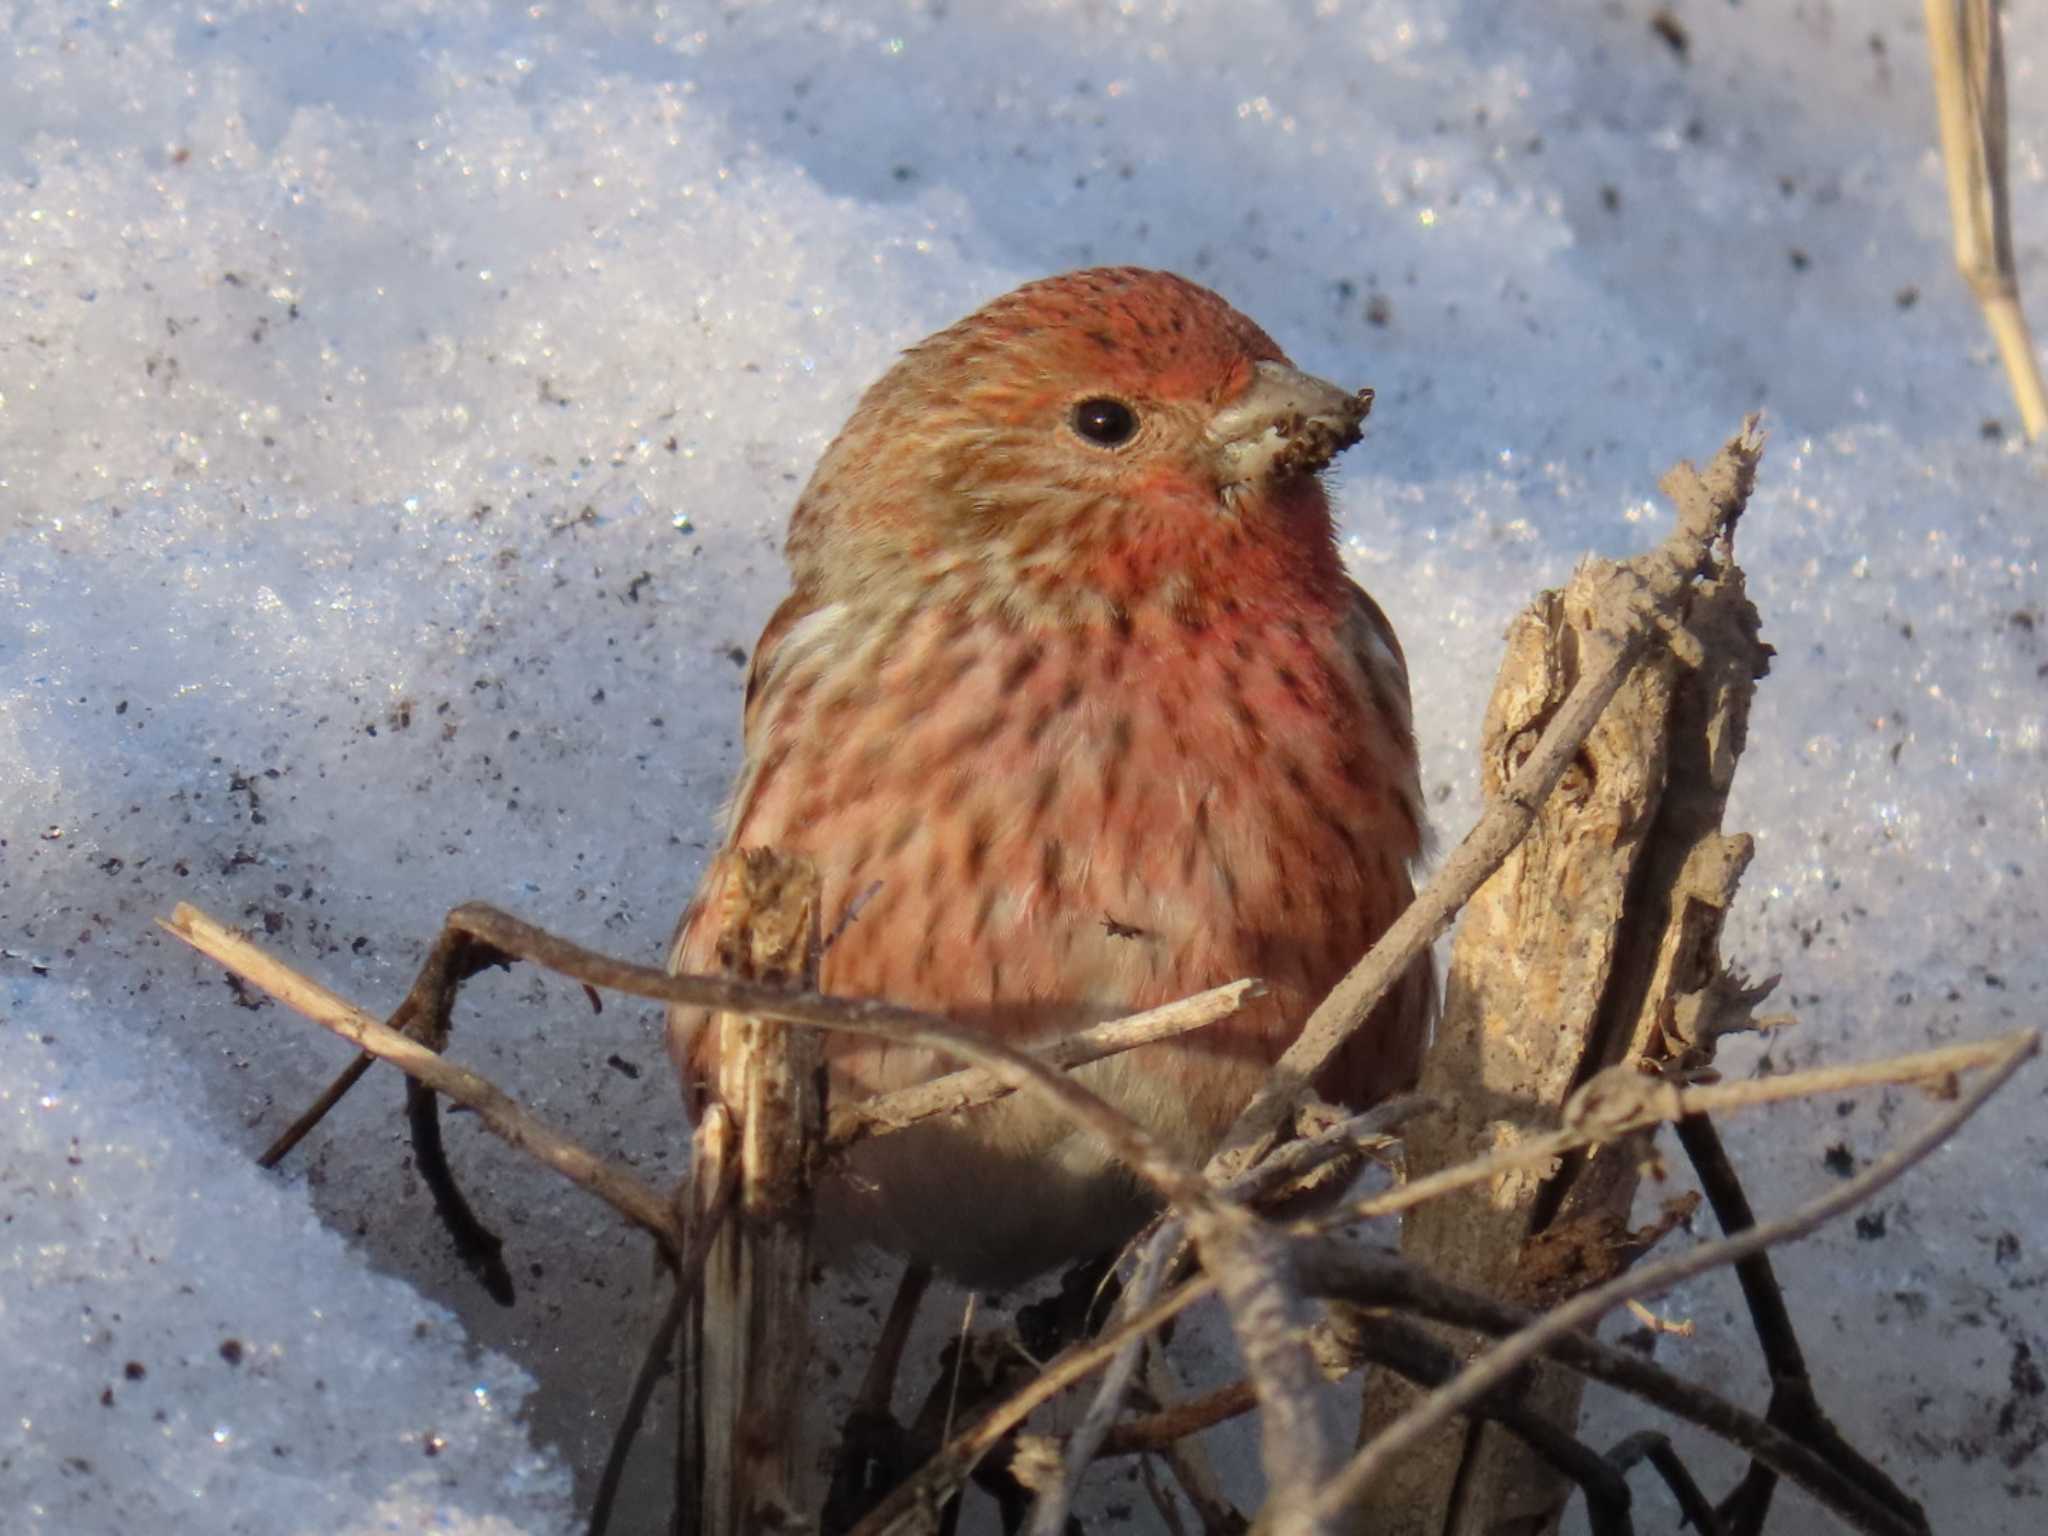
668,267 -> 1431,1287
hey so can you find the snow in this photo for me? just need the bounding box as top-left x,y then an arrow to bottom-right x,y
3,1 -> 2044,1531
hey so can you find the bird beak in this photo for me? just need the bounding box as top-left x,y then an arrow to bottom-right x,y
1207,360 -> 1373,489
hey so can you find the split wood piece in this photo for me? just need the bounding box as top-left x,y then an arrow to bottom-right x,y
683,849 -> 826,1536
1357,427 -> 1775,1534
1925,0 -> 2046,440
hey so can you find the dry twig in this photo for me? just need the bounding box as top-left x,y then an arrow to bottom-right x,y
854,1029 -> 2029,1533
591,1111 -> 736,1536
168,882 -> 2028,1532
1309,1029 -> 2038,1529
1925,0 -> 2046,439
827,978 -> 1260,1148
159,902 -> 685,1252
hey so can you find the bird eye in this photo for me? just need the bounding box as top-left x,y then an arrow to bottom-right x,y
1071,397 -> 1139,447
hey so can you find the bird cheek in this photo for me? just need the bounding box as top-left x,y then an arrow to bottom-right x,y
1131,462 -> 1227,523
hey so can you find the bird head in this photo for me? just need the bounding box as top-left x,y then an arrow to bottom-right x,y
787,267 -> 1371,626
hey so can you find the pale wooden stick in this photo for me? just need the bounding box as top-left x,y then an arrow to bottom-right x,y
826,978 -> 1260,1148
1324,1029 -> 2031,1234
690,850 -> 824,1535
1309,1028 -> 2040,1523
1925,0 -> 2046,439
158,901 -> 683,1249
590,1116 -> 736,1536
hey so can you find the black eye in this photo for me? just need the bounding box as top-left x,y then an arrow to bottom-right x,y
1071,397 -> 1138,446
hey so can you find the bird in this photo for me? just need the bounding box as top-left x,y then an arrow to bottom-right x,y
666,266 -> 1432,1288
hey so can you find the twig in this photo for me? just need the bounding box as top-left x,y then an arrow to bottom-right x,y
1026,1227 -> 1178,1535
854,1264 -> 936,1421
1100,1380 -> 1254,1457
165,897 -> 1218,1229
1343,1309 -> 1636,1536
1207,419 -> 1767,1179
1138,1350 -> 1246,1536
1607,1431 -> 1725,1536
1026,1095 -> 1427,1534
848,1031 -> 2009,1531
1304,1244 -> 1900,1534
591,1131 -> 736,1536
1233,1095 -> 1431,1206
1136,1448 -> 1194,1536
858,1095 -> 1427,1533
827,979 -> 1261,1149
257,1052 -> 374,1167
408,903 -> 1222,1213
846,1282 -> 1216,1536
1925,0 -> 2046,439
1307,1028 -> 2037,1526
1108,1232 -> 1904,1533
1191,1212 -> 1348,1535
158,902 -> 684,1252
1321,1029 -> 2031,1234
1675,1112 -> 1924,1534
405,1073 -> 515,1304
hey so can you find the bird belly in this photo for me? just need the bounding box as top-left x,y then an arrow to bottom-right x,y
669,601 -> 1425,1284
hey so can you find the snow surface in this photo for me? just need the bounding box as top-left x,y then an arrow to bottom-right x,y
3,0 -> 2045,1531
